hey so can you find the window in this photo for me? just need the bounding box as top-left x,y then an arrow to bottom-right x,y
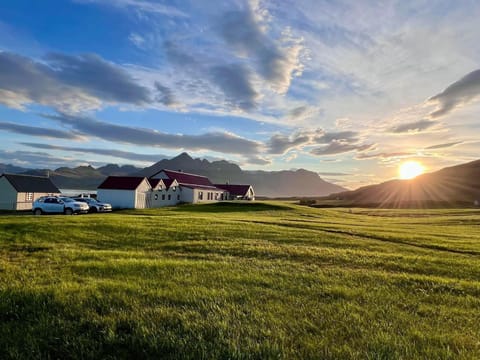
215,193 -> 219,200
177,194 -> 180,200
162,194 -> 165,200
26,192 -> 33,201
172,186 -> 176,192
168,194 -> 171,200
154,194 -> 158,200
199,192 -> 203,200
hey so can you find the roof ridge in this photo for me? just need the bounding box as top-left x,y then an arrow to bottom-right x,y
162,168 -> 209,178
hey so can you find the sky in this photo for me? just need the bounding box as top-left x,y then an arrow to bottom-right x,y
0,0 -> 479,189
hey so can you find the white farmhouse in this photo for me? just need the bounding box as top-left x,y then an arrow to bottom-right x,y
97,176 -> 151,209
0,173 -> 60,210
150,169 -> 226,203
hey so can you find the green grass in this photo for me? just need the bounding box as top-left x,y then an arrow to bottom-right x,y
1,202 -> 479,359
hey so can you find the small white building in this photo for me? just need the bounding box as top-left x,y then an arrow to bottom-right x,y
214,184 -> 255,200
0,173 -> 60,210
97,176 -> 151,209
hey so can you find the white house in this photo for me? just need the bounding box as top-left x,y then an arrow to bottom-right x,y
214,184 -> 255,200
97,176 -> 151,209
150,169 -> 226,203
0,173 -> 60,210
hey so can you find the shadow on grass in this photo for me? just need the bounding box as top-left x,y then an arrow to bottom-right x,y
174,201 -> 292,213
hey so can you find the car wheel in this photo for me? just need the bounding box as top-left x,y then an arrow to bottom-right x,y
64,208 -> 73,215
90,207 -> 98,213
33,208 -> 42,215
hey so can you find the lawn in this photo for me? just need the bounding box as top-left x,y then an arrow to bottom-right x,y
1,202 -> 479,359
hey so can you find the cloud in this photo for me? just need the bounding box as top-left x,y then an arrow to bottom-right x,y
75,0 -> 188,18
0,51 -> 154,112
311,141 -> 375,156
20,142 -> 166,163
0,149 -> 102,168
388,119 -> 438,133
128,33 -> 146,48
244,156 -> 271,166
0,121 -> 84,140
163,41 -> 260,111
425,141 -> 463,150
314,130 -> 359,143
209,64 -> 259,111
429,69 -> 480,118
154,82 -> 178,107
42,113 -> 262,155
217,5 -> 303,94
356,152 -> 413,160
266,131 -> 311,154
318,171 -> 351,176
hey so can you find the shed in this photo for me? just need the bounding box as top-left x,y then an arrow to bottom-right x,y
0,173 -> 60,210
97,176 -> 151,209
214,184 -> 255,200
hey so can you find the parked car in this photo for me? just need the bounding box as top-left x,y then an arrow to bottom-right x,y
32,196 -> 89,215
73,197 -> 112,213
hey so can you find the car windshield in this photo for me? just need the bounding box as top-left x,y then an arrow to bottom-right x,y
61,198 -> 74,203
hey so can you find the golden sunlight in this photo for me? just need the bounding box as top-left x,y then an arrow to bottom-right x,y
399,161 -> 425,179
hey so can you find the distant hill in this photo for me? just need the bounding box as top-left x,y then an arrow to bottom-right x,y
0,153 -> 345,197
325,159 -> 480,207
137,153 -> 346,197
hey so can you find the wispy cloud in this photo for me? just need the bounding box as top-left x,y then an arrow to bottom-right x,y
356,152 -> 414,160
42,113 -> 263,156
75,0 -> 188,18
0,51 -> 154,112
429,69 -> 480,118
311,141 -> 374,156
388,119 -> 438,134
217,3 -> 304,94
20,142 -> 166,163
425,141 -> 463,150
0,121 -> 84,140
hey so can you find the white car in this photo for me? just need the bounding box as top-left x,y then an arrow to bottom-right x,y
73,197 -> 112,213
32,196 -> 89,215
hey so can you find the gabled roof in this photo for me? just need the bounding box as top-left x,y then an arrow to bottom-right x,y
98,176 -> 149,190
181,184 -> 222,190
214,184 -> 252,196
157,169 -> 214,187
148,178 -> 164,189
1,173 -> 60,193
162,178 -> 178,189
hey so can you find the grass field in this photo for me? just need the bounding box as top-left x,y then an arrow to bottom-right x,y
1,202 -> 479,359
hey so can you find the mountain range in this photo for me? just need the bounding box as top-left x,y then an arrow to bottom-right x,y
0,153 -> 346,197
324,159 -> 480,207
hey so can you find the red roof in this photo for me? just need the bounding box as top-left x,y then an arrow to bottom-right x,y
162,178 -> 176,189
160,169 -> 213,187
214,184 -> 252,196
148,178 -> 163,188
181,184 -> 222,190
98,176 -> 148,190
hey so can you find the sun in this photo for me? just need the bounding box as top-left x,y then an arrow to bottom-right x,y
399,161 -> 425,179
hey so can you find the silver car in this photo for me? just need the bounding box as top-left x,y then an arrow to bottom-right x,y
32,196 -> 89,215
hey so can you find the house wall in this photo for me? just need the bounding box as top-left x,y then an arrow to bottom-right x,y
0,177 -> 17,210
193,189 -> 226,203
135,179 -> 152,209
150,188 -> 180,207
16,192 -> 59,210
97,189 -> 136,209
180,187 -> 194,203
